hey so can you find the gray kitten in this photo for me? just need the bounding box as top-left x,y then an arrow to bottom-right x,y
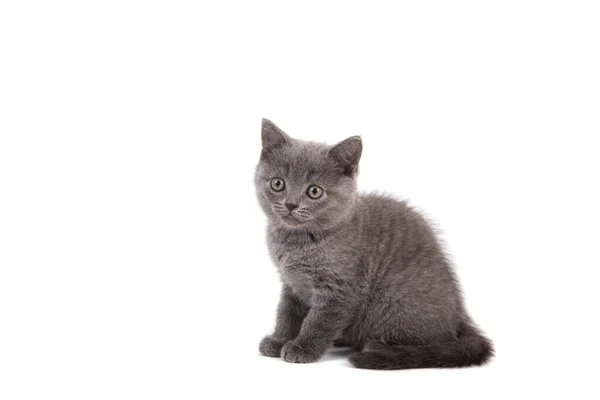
255,119 -> 493,370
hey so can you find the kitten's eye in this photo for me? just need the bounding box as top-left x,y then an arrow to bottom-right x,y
270,178 -> 285,192
306,185 -> 323,199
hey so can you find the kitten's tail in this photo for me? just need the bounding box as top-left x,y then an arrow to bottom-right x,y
349,322 -> 494,370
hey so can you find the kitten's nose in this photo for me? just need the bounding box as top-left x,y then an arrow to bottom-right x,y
285,203 -> 298,212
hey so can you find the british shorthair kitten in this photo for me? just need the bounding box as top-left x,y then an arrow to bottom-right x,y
255,119 -> 493,369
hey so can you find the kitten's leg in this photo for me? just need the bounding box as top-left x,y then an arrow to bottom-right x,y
333,325 -> 355,347
259,285 -> 308,357
281,298 -> 348,363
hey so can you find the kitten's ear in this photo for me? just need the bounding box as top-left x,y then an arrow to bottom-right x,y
261,118 -> 291,152
328,136 -> 362,177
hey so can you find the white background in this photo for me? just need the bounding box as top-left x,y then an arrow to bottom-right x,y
1,1 -> 599,399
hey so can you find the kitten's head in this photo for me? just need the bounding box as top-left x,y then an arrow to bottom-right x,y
255,118 -> 362,230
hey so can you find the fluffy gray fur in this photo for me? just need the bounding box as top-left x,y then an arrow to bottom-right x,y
255,119 -> 493,370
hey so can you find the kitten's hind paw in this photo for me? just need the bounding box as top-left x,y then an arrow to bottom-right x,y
259,336 -> 285,357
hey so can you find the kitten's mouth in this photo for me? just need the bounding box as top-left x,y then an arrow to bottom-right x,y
281,214 -> 306,226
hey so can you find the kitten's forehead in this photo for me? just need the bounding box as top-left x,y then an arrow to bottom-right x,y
264,140 -> 335,181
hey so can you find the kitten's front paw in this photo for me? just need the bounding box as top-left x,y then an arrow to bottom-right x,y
259,336 -> 285,357
281,341 -> 321,363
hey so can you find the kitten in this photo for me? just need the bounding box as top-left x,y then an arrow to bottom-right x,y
255,119 -> 493,370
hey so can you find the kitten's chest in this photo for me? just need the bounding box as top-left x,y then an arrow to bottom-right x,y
268,235 -> 328,305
